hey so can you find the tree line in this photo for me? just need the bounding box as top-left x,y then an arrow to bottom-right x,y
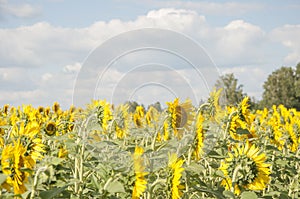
215,62 -> 300,110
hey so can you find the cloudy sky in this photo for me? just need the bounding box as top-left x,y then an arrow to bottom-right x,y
0,0 -> 299,108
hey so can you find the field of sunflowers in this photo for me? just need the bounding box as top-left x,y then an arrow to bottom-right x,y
0,90 -> 299,198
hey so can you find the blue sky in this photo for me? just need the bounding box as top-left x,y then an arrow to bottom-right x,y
0,0 -> 299,107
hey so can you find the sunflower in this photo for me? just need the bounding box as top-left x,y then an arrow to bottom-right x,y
164,98 -> 194,140
52,102 -> 61,114
0,118 -> 7,147
226,97 -> 255,141
168,153 -> 185,199
114,104 -> 129,138
45,121 -> 57,136
220,141 -> 270,195
133,106 -> 145,128
266,106 -> 285,150
206,88 -> 224,122
96,100 -> 113,132
193,113 -> 205,160
145,106 -> 159,127
1,141 -> 28,195
12,121 -> 45,168
132,146 -> 147,199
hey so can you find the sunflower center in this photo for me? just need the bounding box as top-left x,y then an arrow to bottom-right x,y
175,106 -> 187,128
45,122 -> 56,136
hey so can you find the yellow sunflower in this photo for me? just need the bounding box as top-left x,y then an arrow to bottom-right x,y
0,118 -> 7,147
146,106 -> 160,126
133,106 -> 145,128
45,121 -> 57,136
132,146 -> 148,199
164,98 -> 194,140
114,104 -> 129,138
168,153 -> 185,199
12,121 -> 45,168
1,141 -> 28,195
220,141 -> 270,195
226,97 -> 255,141
193,113 -> 205,160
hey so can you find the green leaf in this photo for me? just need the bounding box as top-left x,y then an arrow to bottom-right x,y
279,192 -> 290,199
240,191 -> 257,199
209,162 -> 220,169
39,186 -> 68,199
223,190 -> 235,198
236,128 -> 250,135
105,181 -> 125,194
215,170 -> 225,178
0,174 -> 7,184
186,162 -> 205,173
50,157 -> 64,166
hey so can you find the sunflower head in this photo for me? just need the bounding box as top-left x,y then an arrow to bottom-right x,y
133,106 -> 145,128
3,104 -> 9,115
164,98 -> 194,139
167,153 -> 185,199
52,102 -> 61,113
132,146 -> 147,199
220,141 -> 270,195
45,121 -> 57,136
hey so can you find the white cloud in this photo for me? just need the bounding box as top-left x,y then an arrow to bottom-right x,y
143,1 -> 263,16
0,8 -> 298,107
212,20 -> 266,64
42,73 -> 53,81
270,24 -> 300,65
220,66 -> 269,99
63,62 -> 82,73
0,1 -> 41,18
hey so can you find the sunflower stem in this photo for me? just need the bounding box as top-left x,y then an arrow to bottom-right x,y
231,164 -> 242,193
30,166 -> 47,199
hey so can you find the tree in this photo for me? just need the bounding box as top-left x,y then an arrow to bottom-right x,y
261,65 -> 300,109
215,73 -> 245,106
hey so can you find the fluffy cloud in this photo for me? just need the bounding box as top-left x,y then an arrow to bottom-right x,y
270,24 -> 300,65
137,1 -> 263,16
0,8 -> 298,107
0,1 -> 41,18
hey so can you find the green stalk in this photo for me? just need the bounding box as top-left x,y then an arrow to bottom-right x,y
231,164 -> 242,194
30,166 -> 48,199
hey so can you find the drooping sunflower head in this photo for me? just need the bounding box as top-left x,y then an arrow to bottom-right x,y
220,141 -> 271,195
207,88 -> 224,119
193,113 -> 205,160
133,106 -> 145,128
132,146 -> 147,199
1,141 -> 28,195
225,97 -> 255,141
2,104 -> 9,116
167,153 -> 185,199
164,98 -> 194,139
145,106 -> 159,126
52,102 -> 61,113
113,104 -> 129,138
91,100 -> 113,132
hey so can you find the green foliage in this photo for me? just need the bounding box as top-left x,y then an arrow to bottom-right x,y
215,73 -> 245,106
261,63 -> 300,110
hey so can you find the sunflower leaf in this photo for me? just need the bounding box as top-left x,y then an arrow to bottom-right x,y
236,128 -> 250,135
222,190 -> 235,198
241,191 -> 258,199
39,186 -> 68,199
105,181 -> 125,193
0,174 -> 7,184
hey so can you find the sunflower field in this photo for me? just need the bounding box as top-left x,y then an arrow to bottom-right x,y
0,90 -> 299,199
